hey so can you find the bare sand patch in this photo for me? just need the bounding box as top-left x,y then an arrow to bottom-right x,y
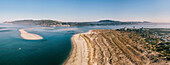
19,29 -> 43,40
0,29 -> 8,31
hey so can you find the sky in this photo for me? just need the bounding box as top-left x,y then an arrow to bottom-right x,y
0,0 -> 170,23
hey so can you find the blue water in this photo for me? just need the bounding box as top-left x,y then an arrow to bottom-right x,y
0,23 -> 170,65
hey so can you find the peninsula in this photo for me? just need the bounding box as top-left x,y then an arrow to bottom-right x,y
19,29 -> 43,40
64,29 -> 169,65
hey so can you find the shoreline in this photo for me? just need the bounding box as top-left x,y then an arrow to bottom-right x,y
19,29 -> 43,40
63,34 -> 75,65
63,30 -> 92,65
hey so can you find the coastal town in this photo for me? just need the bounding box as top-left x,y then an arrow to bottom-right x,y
117,27 -> 170,62
119,26 -> 170,43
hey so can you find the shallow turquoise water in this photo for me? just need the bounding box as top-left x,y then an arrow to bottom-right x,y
0,23 -> 169,65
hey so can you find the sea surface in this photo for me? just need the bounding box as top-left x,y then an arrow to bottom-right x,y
0,23 -> 170,65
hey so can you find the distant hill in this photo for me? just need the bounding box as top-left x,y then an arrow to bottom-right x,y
5,20 -> 63,26
98,20 -> 120,23
5,19 -> 151,27
64,20 -> 151,26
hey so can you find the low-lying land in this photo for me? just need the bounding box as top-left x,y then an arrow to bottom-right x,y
19,29 -> 43,40
64,29 -> 169,65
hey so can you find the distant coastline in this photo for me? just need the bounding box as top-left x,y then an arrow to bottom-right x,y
4,19 -> 151,27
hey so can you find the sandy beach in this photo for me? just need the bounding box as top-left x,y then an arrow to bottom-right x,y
0,29 -> 8,31
19,29 -> 43,40
64,33 -> 89,65
64,29 -> 169,65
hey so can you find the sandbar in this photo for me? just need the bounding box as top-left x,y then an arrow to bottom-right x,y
19,29 -> 43,40
0,29 -> 8,31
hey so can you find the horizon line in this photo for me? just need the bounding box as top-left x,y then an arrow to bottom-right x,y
1,19 -> 170,23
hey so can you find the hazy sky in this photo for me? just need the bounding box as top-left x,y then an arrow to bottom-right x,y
0,0 -> 170,22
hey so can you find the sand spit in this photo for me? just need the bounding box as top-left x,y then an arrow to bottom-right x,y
19,29 -> 43,40
0,29 -> 8,31
64,29 -> 169,65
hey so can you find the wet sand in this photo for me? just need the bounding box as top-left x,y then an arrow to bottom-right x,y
19,29 -> 43,40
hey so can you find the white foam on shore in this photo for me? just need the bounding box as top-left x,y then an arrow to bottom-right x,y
19,29 -> 43,40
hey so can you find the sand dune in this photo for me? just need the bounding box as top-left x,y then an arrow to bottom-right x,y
19,29 -> 43,40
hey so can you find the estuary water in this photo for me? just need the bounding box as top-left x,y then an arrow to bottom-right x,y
0,23 -> 170,65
